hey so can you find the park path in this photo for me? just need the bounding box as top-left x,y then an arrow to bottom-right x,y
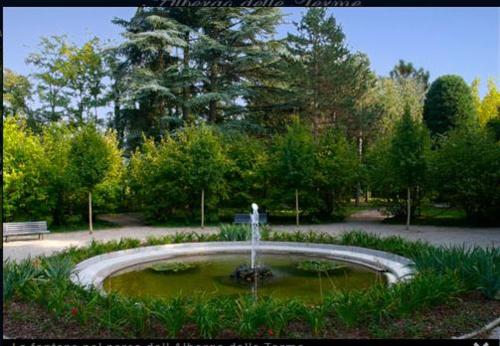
3,210 -> 499,262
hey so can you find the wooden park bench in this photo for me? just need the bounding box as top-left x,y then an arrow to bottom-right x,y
3,221 -> 51,242
233,213 -> 268,225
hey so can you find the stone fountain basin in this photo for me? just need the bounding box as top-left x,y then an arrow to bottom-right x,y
70,241 -> 415,291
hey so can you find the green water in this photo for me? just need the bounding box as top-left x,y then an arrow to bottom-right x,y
103,253 -> 384,301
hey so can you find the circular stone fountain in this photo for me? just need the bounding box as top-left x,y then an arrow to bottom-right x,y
71,204 -> 414,300
70,241 -> 415,299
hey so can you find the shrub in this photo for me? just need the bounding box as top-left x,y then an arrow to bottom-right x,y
127,125 -> 229,225
430,123 -> 500,223
266,119 -> 316,224
192,295 -> 231,338
330,288 -> 381,327
315,128 -> 359,219
413,245 -> 500,299
3,117 -> 49,221
486,116 -> 500,141
219,224 -> 251,241
148,297 -> 187,337
386,270 -> 464,315
3,258 -> 41,301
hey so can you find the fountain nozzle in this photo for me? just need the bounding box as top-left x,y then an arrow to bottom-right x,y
251,203 -> 258,212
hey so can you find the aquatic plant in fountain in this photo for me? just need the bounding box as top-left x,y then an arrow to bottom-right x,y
230,264 -> 273,282
297,259 -> 347,274
150,262 -> 197,273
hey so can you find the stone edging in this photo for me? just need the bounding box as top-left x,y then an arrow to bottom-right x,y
453,317 -> 500,339
70,241 -> 415,291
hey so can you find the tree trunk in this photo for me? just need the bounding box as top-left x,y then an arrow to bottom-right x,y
89,191 -> 93,234
355,132 -> 363,206
295,189 -> 299,226
406,187 -> 411,230
208,100 -> 217,123
208,63 -> 218,123
182,32 -> 190,123
53,191 -> 65,226
331,189 -> 336,216
415,185 -> 421,217
201,188 -> 205,229
94,97 -> 98,122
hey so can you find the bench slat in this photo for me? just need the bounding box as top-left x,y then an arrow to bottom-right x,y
5,230 -> 50,236
5,226 -> 47,232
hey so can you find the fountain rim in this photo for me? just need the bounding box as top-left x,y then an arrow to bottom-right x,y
70,241 -> 415,293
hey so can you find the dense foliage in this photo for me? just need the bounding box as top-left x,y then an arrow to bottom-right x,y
388,106 -> 429,227
128,125 -> 228,224
430,122 -> 500,223
3,8 -> 499,226
3,117 -> 124,226
4,110 -> 499,225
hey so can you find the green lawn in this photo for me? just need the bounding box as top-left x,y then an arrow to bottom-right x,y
383,205 -> 477,227
344,201 -> 378,217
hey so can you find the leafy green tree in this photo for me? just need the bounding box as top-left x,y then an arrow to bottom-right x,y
93,131 -> 126,214
223,132 -> 268,211
389,105 -> 429,229
355,75 -> 427,204
315,128 -> 359,218
3,69 -> 32,119
177,124 -> 228,228
365,136 -> 393,205
40,122 -> 73,225
270,119 -> 315,225
27,36 -> 106,127
3,116 -> 49,221
423,75 -> 476,137
68,124 -> 112,233
371,77 -> 426,137
59,37 -> 107,124
430,122 -> 500,223
283,9 -> 374,206
26,36 -> 72,123
127,136 -> 182,221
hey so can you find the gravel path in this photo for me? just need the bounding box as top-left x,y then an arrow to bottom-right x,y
3,221 -> 499,262
273,222 -> 500,248
2,226 -> 218,262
